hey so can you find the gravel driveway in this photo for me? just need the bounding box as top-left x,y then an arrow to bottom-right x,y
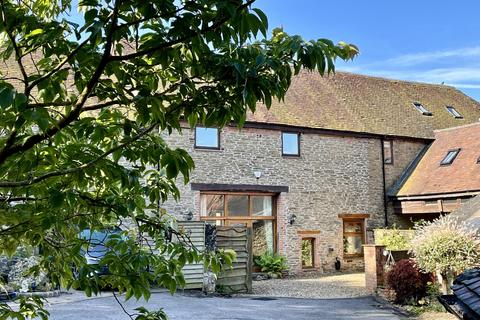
252,272 -> 368,299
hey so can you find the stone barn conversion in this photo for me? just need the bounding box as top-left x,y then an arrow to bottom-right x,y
4,51 -> 480,274
161,71 -> 480,274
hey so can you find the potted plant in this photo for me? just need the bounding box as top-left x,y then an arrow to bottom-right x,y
254,252 -> 288,278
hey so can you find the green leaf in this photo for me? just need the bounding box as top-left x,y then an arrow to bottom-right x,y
49,190 -> 65,208
26,28 -> 44,38
0,86 -> 14,108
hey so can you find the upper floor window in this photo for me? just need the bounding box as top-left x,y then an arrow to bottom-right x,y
282,132 -> 300,156
413,102 -> 432,116
440,149 -> 460,165
446,106 -> 463,119
195,127 -> 219,149
383,140 -> 393,164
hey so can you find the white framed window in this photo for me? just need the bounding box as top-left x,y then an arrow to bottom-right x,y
413,102 -> 432,116
440,149 -> 460,165
446,106 -> 463,119
282,132 -> 300,156
195,127 -> 219,149
383,140 -> 393,164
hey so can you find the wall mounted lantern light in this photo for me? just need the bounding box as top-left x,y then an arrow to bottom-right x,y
253,171 -> 262,179
184,211 -> 194,221
288,213 -> 297,225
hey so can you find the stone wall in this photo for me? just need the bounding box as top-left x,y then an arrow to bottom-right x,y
384,139 -> 426,228
159,125 -> 427,273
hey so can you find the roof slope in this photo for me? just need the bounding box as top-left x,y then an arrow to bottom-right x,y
451,269 -> 480,318
395,123 -> 480,197
3,56 -> 480,139
450,196 -> 480,230
249,71 -> 480,139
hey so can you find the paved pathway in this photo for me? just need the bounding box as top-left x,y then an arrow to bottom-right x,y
44,291 -> 404,319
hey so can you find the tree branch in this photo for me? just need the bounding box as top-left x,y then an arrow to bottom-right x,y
0,0 -> 121,166
0,196 -> 38,202
0,0 -> 28,90
0,122 -> 157,187
113,291 -> 135,320
25,39 -> 89,97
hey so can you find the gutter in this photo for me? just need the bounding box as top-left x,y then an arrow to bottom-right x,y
380,139 -> 388,227
395,190 -> 480,201
241,121 -> 434,143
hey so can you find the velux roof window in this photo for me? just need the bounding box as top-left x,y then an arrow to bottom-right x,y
446,106 -> 463,119
440,149 -> 461,166
413,102 -> 432,116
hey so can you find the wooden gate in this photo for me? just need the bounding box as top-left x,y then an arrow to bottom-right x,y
216,226 -> 252,293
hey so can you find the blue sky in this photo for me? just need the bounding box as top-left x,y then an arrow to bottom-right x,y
256,0 -> 480,100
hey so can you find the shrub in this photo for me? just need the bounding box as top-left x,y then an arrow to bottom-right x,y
254,252 -> 288,277
375,225 -> 413,251
410,215 -> 480,293
386,259 -> 432,304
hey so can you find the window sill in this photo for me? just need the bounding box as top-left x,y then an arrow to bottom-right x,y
301,266 -> 316,271
194,147 -> 222,152
343,253 -> 364,258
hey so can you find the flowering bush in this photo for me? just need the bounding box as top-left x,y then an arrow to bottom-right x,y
410,215 -> 480,293
386,259 -> 432,304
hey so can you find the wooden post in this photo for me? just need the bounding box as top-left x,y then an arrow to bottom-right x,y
246,227 -> 253,293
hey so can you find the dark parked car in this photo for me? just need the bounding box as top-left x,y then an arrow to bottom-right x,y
78,228 -> 123,275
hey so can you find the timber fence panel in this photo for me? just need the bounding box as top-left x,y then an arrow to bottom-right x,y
216,226 -> 252,293
178,221 -> 206,290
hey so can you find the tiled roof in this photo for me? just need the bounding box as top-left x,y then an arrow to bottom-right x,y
394,123 -> 480,197
439,269 -> 480,319
3,56 -> 480,139
450,196 -> 480,230
248,71 -> 480,139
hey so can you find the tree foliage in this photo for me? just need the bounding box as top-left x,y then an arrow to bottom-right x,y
0,0 -> 358,318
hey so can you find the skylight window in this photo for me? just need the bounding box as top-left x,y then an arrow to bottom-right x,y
440,149 -> 461,166
446,106 -> 463,119
413,102 -> 432,116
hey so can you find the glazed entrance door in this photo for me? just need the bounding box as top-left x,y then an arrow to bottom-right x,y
200,193 -> 276,257
224,219 -> 274,257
